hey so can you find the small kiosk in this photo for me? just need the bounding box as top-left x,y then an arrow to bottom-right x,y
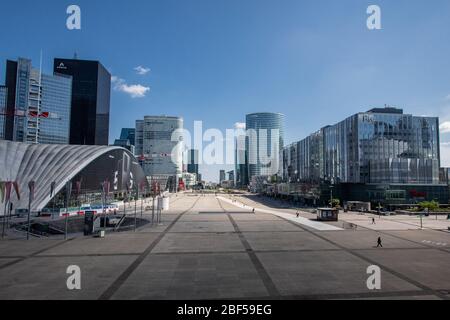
317,208 -> 339,222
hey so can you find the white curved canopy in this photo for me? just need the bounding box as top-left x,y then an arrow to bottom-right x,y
0,140 -> 127,213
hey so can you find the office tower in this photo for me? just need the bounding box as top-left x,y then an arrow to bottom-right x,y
227,170 -> 235,182
4,58 -> 31,142
135,120 -> 144,156
220,170 -> 226,183
135,115 -> 183,177
2,58 -> 72,144
282,107 -> 447,205
53,58 -> 111,145
114,128 -> 135,153
440,168 -> 450,185
235,130 -> 248,186
187,149 -> 199,176
246,113 -> 285,181
119,128 -> 135,144
0,86 -> 7,139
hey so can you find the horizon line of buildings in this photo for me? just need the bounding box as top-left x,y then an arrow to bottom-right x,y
1,55 -> 449,206
236,108 -> 449,207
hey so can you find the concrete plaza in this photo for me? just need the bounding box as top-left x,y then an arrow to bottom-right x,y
0,193 -> 449,300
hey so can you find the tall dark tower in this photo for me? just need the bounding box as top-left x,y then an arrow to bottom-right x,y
53,58 -> 111,145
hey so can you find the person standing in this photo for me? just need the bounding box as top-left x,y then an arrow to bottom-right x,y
372,217 -> 376,225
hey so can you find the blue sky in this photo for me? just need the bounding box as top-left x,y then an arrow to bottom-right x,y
1,0 -> 450,181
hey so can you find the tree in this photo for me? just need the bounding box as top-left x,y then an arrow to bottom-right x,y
418,200 -> 439,212
329,198 -> 341,208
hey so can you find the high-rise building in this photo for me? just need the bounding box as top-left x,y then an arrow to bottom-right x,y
227,170 -> 235,182
4,58 -> 31,142
440,168 -> 450,185
246,112 -> 285,182
53,58 -> 111,145
187,149 -> 199,176
135,120 -> 144,156
2,58 -> 72,144
282,107 -> 448,205
114,128 -> 135,153
219,170 -> 226,183
0,86 -> 7,139
235,129 -> 248,187
119,128 -> 135,144
135,116 -> 183,177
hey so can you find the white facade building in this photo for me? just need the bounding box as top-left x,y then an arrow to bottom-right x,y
135,116 -> 183,178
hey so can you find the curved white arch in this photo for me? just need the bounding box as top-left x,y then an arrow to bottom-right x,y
0,141 -> 139,213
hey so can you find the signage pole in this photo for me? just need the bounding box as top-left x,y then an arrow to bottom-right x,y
64,181 -> 72,240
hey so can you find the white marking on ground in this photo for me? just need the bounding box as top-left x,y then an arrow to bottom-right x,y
218,196 -> 343,231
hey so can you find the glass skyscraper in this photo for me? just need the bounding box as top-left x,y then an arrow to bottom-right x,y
283,107 -> 441,185
53,58 -> 111,146
246,112 -> 285,181
38,73 -> 72,144
187,149 -> 199,176
2,58 -> 72,144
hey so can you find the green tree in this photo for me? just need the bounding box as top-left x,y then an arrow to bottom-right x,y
419,200 -> 439,212
329,198 -> 341,208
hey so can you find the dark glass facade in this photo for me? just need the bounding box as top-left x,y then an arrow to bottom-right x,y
72,149 -> 148,194
53,58 -> 111,145
187,149 -> 199,175
280,107 -> 447,205
4,59 -> 31,142
0,86 -> 7,139
283,108 -> 440,185
120,128 -> 135,144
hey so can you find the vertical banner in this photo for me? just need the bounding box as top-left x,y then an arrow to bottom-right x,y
4,182 -> 12,203
13,182 -> 20,201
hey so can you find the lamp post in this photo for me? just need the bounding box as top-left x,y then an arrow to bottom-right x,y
330,185 -> 334,208
64,181 -> 72,240
27,181 -> 35,240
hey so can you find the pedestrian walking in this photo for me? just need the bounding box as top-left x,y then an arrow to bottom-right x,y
372,217 -> 376,225
376,237 -> 383,248
296,211 -> 300,218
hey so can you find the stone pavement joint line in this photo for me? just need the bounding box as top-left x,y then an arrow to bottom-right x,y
217,197 -> 281,298
217,196 -> 343,231
0,238 -> 75,271
98,197 -> 201,300
270,208 -> 450,300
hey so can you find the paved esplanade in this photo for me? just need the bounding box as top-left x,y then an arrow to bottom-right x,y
0,193 -> 449,300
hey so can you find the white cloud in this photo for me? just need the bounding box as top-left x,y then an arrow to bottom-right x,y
234,122 -> 246,130
440,121 -> 450,134
111,76 -> 150,98
134,66 -> 151,75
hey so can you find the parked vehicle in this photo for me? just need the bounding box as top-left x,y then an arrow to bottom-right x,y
60,204 -> 119,217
